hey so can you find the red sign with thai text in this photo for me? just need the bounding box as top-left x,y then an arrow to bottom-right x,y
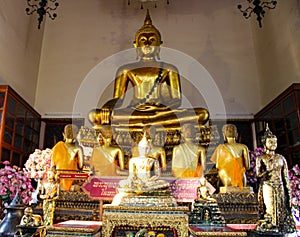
82,177 -> 202,202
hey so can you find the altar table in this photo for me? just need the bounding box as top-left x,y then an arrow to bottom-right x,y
101,205 -> 189,237
45,220 -> 101,237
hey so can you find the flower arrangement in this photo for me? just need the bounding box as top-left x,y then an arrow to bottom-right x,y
24,148 -> 52,180
246,147 -> 265,191
289,164 -> 300,208
288,164 -> 300,224
0,161 -> 34,204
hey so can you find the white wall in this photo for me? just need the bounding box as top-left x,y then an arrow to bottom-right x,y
0,0 -> 44,106
35,0 -> 261,123
252,0 -> 300,108
1,1 -> 299,121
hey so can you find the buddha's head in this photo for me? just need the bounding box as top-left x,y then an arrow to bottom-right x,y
47,167 -> 57,182
63,124 -> 79,143
98,125 -> 113,144
138,132 -> 151,157
134,9 -> 162,59
181,123 -> 195,139
222,124 -> 238,142
143,125 -> 156,141
24,207 -> 33,217
262,124 -> 277,151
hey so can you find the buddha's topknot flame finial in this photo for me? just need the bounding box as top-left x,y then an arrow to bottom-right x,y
144,9 -> 152,26
134,9 -> 162,46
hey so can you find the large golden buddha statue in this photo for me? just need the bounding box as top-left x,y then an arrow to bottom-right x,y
88,10 -> 209,131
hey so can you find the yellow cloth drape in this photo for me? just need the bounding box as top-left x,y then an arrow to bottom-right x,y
91,147 -> 118,176
213,144 -> 245,188
172,143 -> 203,178
172,164 -> 201,178
51,141 -> 79,191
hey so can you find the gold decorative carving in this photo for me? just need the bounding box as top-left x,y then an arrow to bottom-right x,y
189,227 -> 247,237
101,206 -> 189,237
46,225 -> 100,233
103,205 -> 188,212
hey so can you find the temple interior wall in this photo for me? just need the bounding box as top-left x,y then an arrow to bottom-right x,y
0,0 -> 43,106
0,0 -> 299,122
251,0 -> 300,107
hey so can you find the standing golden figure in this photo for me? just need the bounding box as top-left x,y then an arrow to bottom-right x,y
255,125 -> 296,234
51,124 -> 84,191
88,9 -> 209,131
211,124 -> 250,190
172,123 -> 206,178
91,125 -> 125,176
39,169 -> 60,226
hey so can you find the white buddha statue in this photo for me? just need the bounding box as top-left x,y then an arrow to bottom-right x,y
118,133 -> 169,194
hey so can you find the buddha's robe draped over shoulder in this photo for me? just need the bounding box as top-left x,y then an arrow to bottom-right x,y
91,147 -> 119,176
172,143 -> 202,178
51,141 -> 80,191
211,144 -> 245,188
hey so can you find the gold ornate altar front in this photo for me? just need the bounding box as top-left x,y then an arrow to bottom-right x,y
101,205 -> 189,237
213,192 -> 258,224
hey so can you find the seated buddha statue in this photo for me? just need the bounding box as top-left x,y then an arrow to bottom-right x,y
20,207 -> 43,227
210,124 -> 250,190
91,125 -> 125,176
172,123 -> 206,178
118,133 -> 170,194
88,10 -> 209,131
131,125 -> 167,171
51,124 -> 84,191
196,179 -> 216,202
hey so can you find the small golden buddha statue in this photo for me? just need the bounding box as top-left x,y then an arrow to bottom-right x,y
210,124 -> 250,190
196,179 -> 216,202
88,10 -> 209,131
20,207 -> 43,227
118,133 -> 170,193
51,124 -> 84,191
256,125 -> 296,233
20,207 -> 35,226
172,123 -> 206,178
91,125 -> 125,176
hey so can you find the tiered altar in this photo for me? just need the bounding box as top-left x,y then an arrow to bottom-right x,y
98,132 -> 189,237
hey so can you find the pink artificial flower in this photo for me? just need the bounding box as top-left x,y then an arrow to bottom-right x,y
24,148 -> 52,180
0,161 -> 34,204
289,164 -> 300,210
